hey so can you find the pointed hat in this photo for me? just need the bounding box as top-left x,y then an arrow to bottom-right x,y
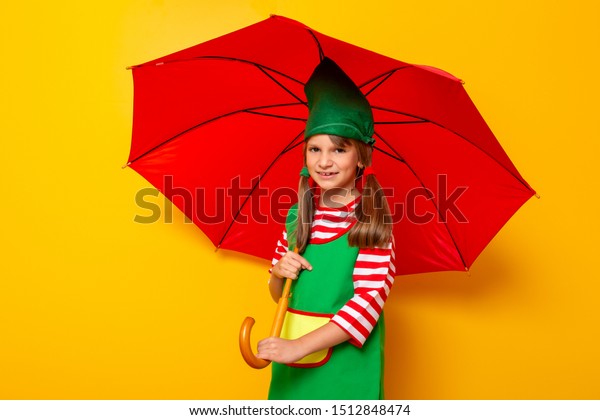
304,57 -> 375,145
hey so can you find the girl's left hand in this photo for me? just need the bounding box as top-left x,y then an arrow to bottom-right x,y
256,337 -> 306,364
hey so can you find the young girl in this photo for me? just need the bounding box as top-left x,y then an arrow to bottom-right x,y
256,58 -> 396,400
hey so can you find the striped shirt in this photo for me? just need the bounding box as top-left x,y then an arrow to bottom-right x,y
270,197 -> 396,348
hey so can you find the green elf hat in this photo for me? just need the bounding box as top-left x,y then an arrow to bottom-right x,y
304,57 -> 375,145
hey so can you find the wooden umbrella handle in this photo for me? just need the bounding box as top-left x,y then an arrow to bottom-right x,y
239,277 -> 293,369
239,317 -> 271,369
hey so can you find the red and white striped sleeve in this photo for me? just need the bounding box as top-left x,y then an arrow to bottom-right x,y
269,229 -> 289,273
330,237 -> 396,347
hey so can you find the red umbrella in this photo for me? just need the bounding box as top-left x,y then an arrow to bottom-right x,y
126,16 -> 536,368
126,15 -> 535,276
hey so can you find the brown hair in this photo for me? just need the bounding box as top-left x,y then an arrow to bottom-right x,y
295,135 -> 393,253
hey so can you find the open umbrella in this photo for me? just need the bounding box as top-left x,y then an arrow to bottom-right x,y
126,15 -> 536,368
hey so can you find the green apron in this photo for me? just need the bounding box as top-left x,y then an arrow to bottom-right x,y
268,205 -> 384,400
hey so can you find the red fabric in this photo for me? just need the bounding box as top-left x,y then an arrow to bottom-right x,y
362,167 -> 376,177
128,15 -> 535,275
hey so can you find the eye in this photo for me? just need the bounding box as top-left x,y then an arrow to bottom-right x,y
308,146 -> 320,152
335,148 -> 347,153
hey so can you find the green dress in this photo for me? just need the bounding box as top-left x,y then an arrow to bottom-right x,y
268,205 -> 385,400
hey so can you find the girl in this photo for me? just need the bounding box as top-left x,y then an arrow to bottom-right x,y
257,58 -> 396,400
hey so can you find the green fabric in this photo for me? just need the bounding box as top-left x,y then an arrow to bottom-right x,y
299,166 -> 310,178
268,205 -> 384,400
304,58 -> 375,145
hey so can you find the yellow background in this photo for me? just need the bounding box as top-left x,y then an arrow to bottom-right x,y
1,0 -> 598,399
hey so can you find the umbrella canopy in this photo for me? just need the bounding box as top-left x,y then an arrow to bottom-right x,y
126,15 -> 535,275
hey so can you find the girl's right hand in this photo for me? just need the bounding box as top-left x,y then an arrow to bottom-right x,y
271,251 -> 312,280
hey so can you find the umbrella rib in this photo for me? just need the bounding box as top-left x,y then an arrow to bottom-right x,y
216,130 -> 306,249
363,70 -> 396,97
245,110 -> 307,122
373,131 -> 432,199
374,131 -> 469,270
256,66 -> 307,104
371,105 -> 534,192
372,105 -> 431,121
359,66 -> 413,93
132,56 -> 306,86
128,103 -> 303,165
375,121 -> 428,125
373,145 -> 405,162
282,138 -> 305,154
306,30 -> 325,61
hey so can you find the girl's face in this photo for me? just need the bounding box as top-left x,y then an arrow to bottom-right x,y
305,134 -> 360,194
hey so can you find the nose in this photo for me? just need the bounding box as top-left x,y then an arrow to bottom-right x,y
317,152 -> 333,168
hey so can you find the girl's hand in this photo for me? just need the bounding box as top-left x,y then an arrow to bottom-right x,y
256,337 -> 307,364
271,251 -> 312,280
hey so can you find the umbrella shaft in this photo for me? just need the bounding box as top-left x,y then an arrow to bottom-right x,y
269,278 -> 292,337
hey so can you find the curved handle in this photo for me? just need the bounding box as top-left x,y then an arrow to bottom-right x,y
239,317 -> 271,369
240,277 -> 293,369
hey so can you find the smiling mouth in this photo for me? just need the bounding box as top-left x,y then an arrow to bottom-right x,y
317,172 -> 338,176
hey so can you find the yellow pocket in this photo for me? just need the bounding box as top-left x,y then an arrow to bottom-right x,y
280,308 -> 333,367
